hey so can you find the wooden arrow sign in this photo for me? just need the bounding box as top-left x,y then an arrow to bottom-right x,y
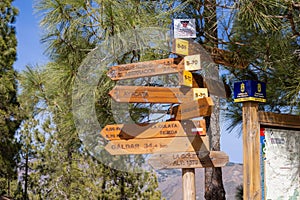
105,135 -> 209,155
101,120 -> 206,141
109,86 -> 208,103
148,151 -> 229,169
170,97 -> 214,120
107,58 -> 184,80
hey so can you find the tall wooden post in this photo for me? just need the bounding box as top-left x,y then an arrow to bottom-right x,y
234,80 -> 266,200
242,102 -> 261,200
182,168 -> 196,200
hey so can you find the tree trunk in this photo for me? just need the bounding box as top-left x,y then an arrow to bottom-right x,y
24,150 -> 29,200
66,149 -> 72,200
7,176 -> 10,197
203,0 -> 226,199
205,97 -> 226,200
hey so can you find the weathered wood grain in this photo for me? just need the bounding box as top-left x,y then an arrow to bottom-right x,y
105,135 -> 209,155
148,151 -> 229,169
109,86 -> 208,103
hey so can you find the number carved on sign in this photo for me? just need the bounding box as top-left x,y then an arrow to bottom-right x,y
177,43 -> 187,50
184,55 -> 201,71
175,39 -> 189,55
195,92 -> 206,98
184,75 -> 192,82
185,60 -> 198,66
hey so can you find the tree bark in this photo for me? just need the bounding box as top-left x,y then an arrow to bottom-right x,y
203,0 -> 226,199
7,176 -> 10,197
24,150 -> 29,200
205,96 -> 226,200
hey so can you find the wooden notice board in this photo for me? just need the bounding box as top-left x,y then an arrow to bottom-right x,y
259,112 -> 300,200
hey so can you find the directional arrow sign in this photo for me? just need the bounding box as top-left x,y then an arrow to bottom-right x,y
101,120 -> 206,140
148,151 -> 229,169
171,97 -> 214,120
109,86 -> 208,103
107,58 -> 184,80
105,135 -> 209,155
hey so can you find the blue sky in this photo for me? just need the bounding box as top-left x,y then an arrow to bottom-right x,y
13,0 -> 48,72
12,0 -> 243,163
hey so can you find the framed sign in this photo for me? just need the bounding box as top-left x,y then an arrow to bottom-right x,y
259,112 -> 300,200
261,128 -> 300,200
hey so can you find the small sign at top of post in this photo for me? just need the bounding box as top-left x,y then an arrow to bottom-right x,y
233,80 -> 266,103
174,19 -> 196,39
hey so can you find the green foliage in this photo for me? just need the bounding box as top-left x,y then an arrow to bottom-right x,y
222,0 -> 300,132
18,0 -> 300,198
0,0 -> 23,197
17,0 -> 172,198
237,0 -> 284,32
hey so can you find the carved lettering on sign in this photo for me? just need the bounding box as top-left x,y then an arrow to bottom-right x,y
101,120 -> 206,140
105,136 -> 209,155
148,151 -> 229,169
109,86 -> 208,103
107,58 -> 184,80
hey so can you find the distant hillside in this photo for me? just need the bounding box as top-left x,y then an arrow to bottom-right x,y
157,162 -> 243,200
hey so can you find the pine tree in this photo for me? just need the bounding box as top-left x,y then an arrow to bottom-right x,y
224,0 -> 300,131
18,0 -> 168,198
18,1 -> 300,199
0,0 -> 23,197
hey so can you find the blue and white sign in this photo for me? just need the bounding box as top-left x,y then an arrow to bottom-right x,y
234,80 -> 266,103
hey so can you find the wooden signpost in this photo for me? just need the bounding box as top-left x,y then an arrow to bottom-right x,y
103,36 -> 231,200
109,86 -> 208,103
148,151 -> 229,169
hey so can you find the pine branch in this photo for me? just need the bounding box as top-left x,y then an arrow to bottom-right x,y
287,11 -> 300,36
203,45 -> 249,69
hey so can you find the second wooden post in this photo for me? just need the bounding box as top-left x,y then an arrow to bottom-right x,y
234,80 -> 266,200
182,168 -> 196,200
242,102 -> 261,199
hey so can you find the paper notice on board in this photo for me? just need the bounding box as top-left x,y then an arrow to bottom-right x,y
264,128 -> 300,200
174,19 -> 196,39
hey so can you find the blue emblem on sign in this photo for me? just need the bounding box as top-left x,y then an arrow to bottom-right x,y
234,80 -> 266,103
